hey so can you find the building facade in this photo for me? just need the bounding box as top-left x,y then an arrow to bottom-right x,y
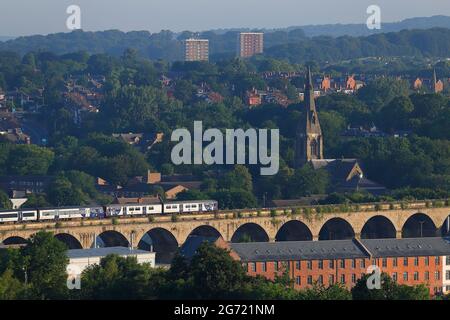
231,237 -> 450,296
237,33 -> 264,58
184,39 -> 209,62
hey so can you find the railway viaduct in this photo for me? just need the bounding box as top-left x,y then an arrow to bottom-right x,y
1,201 -> 449,263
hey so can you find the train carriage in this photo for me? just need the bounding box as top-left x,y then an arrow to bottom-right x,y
19,210 -> 38,222
162,200 -> 218,214
0,210 -> 19,223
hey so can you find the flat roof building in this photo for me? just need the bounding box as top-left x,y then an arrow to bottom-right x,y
67,247 -> 156,276
238,32 -> 264,58
184,39 -> 209,62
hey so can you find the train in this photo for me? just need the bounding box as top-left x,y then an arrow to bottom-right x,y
0,200 -> 219,223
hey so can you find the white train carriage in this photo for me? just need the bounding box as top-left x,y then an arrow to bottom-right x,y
39,207 -> 90,220
163,203 -> 182,214
19,210 -> 38,222
0,210 -> 19,223
142,204 -> 163,215
163,200 -> 218,214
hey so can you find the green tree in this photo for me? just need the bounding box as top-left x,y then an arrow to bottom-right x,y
20,232 -> 69,299
352,273 -> 429,300
0,190 -> 12,210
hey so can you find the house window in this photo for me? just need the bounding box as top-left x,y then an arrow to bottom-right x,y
360,259 -> 366,268
261,262 -> 267,272
393,258 -> 398,267
414,272 -> 419,281
318,275 -> 323,285
425,257 -> 429,266
392,273 -> 398,282
340,259 -> 345,268
307,261 -> 312,270
249,262 -> 256,272
274,262 -> 279,271
351,259 -> 356,268
340,274 -> 346,284
403,257 -> 408,266
446,256 -> 450,266
296,261 -> 301,270
352,274 -> 357,283
435,271 -> 440,280
446,270 -> 450,281
329,275 -> 335,285
296,276 -> 301,285
318,260 -> 323,269
382,258 -> 387,268
403,272 -> 408,281
307,276 -> 313,285
414,257 -> 419,266
425,271 -> 430,281
329,260 -> 334,269
435,256 -> 440,265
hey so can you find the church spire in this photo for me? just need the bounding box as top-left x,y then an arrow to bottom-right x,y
294,66 -> 324,168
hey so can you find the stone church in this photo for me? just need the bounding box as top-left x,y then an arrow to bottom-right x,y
295,67 -> 385,195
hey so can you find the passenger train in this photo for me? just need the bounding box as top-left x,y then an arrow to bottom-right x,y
0,200 -> 218,223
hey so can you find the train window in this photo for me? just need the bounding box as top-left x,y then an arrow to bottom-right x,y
0,213 -> 18,218
148,206 -> 154,210
22,212 -> 36,217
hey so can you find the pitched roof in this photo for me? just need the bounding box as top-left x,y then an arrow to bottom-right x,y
360,237 -> 450,258
231,239 -> 368,262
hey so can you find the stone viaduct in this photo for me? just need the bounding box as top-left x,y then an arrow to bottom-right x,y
1,201 -> 449,263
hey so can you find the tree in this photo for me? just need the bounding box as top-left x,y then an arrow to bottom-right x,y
352,273 -> 430,300
0,268 -> 25,300
79,255 -> 155,300
20,232 -> 69,299
299,283 -> 352,300
287,165 -> 329,198
186,242 -> 250,299
220,165 -> 253,191
0,190 -> 12,210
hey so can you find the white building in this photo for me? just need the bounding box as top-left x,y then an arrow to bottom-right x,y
67,247 -> 156,276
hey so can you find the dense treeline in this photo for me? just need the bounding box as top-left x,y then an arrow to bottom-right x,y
0,49 -> 449,209
0,232 -> 434,300
1,28 -> 450,63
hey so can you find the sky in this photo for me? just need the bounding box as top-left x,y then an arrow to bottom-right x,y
1,0 -> 450,36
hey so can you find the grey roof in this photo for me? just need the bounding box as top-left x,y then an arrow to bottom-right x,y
231,240 -> 368,262
361,237 -> 450,258
67,247 -> 152,259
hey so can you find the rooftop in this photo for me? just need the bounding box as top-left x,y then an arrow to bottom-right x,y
231,239 -> 368,261
67,247 -> 153,259
361,237 -> 450,258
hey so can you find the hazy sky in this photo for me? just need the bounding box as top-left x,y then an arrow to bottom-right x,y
1,0 -> 449,36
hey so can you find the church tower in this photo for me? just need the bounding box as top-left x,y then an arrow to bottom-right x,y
295,67 -> 324,168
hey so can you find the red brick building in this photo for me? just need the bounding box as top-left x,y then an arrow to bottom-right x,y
230,237 -> 450,296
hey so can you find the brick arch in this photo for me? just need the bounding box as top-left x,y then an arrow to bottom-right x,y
54,233 -> 83,249
354,213 -> 400,236
231,223 -> 270,243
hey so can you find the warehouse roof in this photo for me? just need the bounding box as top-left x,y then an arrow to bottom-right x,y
360,237 -> 450,258
231,239 -> 368,262
67,247 -> 153,259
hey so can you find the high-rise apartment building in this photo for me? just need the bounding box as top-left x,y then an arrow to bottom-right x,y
237,32 -> 264,58
184,39 -> 209,62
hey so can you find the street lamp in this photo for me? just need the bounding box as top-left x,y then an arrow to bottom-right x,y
419,221 -> 425,237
